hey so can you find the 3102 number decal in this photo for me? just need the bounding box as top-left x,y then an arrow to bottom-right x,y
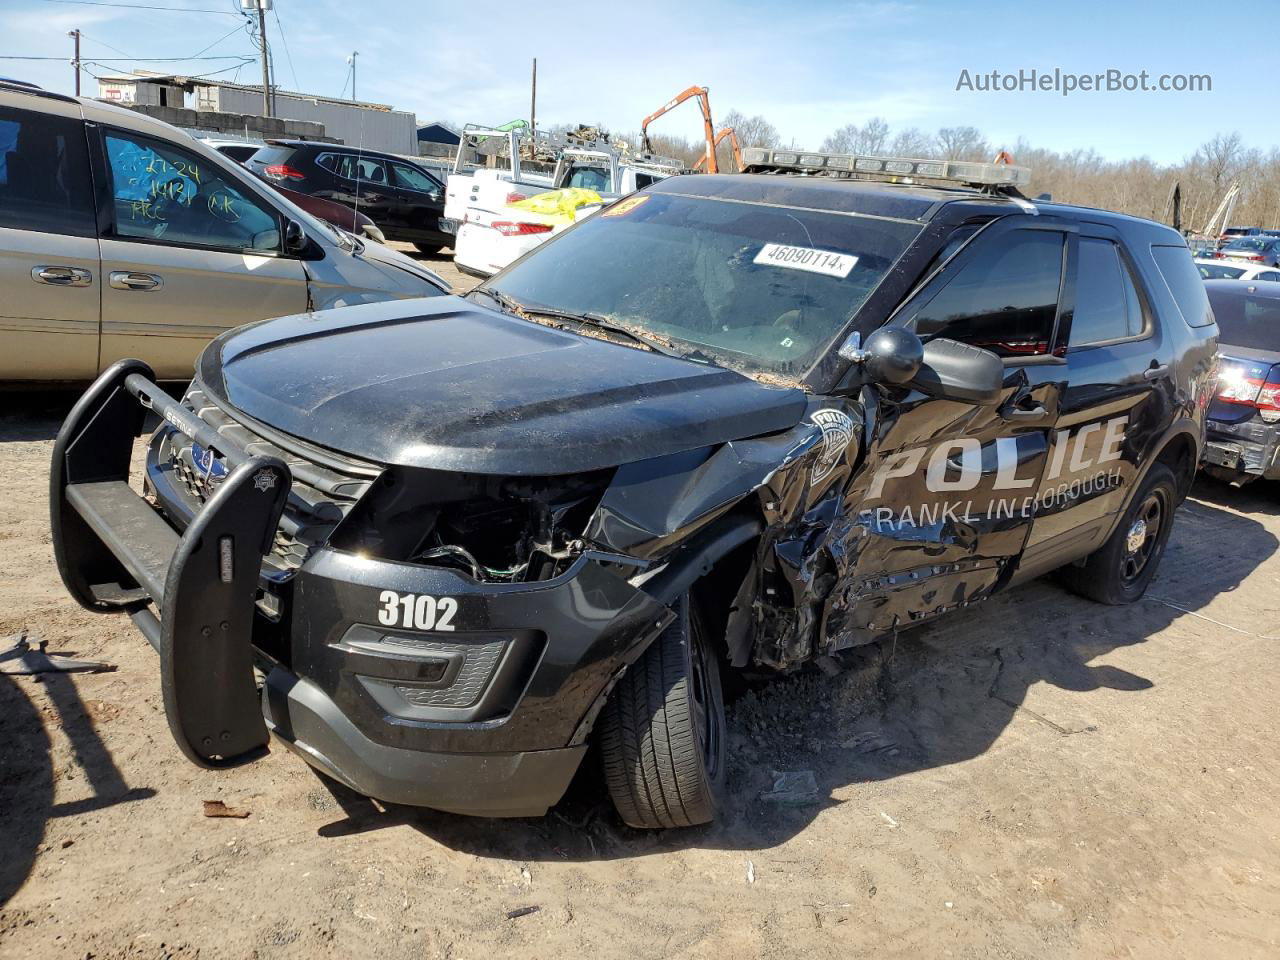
377,591 -> 458,631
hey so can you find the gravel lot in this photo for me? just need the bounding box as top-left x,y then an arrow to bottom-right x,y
2,251 -> 1279,958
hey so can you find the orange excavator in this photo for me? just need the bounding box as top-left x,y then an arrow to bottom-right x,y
694,127 -> 743,173
640,85 -> 718,174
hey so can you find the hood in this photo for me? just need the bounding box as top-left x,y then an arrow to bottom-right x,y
352,237 -> 449,291
198,297 -> 808,474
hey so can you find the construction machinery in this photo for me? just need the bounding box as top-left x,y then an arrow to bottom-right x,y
694,127 -> 742,173
641,85 -> 718,174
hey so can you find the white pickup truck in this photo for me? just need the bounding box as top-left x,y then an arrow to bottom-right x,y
444,126 -> 682,277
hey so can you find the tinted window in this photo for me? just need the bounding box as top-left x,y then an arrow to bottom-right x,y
250,144 -> 296,167
0,105 -> 95,236
217,144 -> 258,163
104,130 -> 282,252
485,191 -> 921,377
320,152 -> 387,183
1256,271 -> 1280,282
390,161 -> 438,193
1206,288 -> 1280,351
1152,244 -> 1215,327
906,230 -> 1064,357
1071,238 -> 1144,345
634,172 -> 660,189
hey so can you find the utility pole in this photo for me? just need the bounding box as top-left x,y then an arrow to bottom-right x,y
67,29 -> 81,96
348,51 -> 358,102
530,57 -> 537,138
250,0 -> 272,117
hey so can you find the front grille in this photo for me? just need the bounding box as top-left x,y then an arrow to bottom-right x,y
168,387 -> 378,576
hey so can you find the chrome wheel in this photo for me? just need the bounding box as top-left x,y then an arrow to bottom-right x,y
1121,492 -> 1163,584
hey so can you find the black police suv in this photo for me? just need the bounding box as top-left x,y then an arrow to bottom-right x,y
1199,279 -> 1280,483
245,139 -> 451,253
51,148 -> 1218,829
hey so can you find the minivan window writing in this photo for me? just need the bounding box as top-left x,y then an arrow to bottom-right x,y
104,131 -> 283,252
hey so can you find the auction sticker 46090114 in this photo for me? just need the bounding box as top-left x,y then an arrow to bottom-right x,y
754,243 -> 858,278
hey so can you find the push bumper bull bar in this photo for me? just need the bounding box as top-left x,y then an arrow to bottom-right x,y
50,359 -> 291,768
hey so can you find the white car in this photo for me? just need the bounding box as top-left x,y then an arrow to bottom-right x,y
1194,258 -> 1280,283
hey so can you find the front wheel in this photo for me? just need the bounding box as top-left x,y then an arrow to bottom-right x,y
597,596 -> 726,829
413,242 -> 442,255
1061,463 -> 1178,604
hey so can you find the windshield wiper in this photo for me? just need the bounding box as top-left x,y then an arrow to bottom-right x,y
470,288 -> 706,361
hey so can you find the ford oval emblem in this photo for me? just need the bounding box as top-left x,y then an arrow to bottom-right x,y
191,441 -> 228,482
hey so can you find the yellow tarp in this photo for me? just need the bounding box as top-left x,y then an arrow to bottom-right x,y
509,188 -> 604,224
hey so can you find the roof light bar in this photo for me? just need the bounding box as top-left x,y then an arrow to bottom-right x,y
741,147 -> 1032,188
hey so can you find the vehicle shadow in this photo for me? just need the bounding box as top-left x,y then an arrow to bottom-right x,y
311,488 -> 1277,859
0,652 -> 156,908
0,390 -> 77,443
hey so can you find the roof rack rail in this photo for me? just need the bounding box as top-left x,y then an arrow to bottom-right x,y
0,78 -> 79,105
740,146 -> 1032,190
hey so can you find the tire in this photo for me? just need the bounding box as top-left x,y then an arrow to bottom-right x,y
598,596 -> 727,829
413,242 -> 442,255
1061,463 -> 1178,604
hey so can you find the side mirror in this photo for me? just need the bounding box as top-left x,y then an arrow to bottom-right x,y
284,218 -> 307,254
913,337 -> 1005,404
839,328 -> 1004,405
839,327 -> 923,385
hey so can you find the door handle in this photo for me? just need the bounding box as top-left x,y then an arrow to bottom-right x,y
998,399 -> 1048,421
1143,364 -> 1170,381
109,271 -> 163,291
31,265 -> 92,287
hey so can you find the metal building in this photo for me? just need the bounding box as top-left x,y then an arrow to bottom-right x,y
196,81 -> 417,154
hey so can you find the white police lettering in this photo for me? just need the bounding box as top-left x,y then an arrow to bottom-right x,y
754,243 -> 857,278
377,590 -> 458,631
860,415 -> 1130,531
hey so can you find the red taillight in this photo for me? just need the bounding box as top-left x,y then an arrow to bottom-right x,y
1219,363 -> 1280,421
1246,254 -> 1265,261
264,163 -> 305,181
492,221 -> 553,237
505,192 -> 528,203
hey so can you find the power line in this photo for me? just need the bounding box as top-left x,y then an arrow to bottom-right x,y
0,54 -> 253,61
271,3 -> 299,91
80,58 -> 251,81
42,0 -> 241,14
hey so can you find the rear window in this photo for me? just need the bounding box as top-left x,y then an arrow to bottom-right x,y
1197,261 -> 1245,280
1205,288 -> 1280,351
1151,245 -> 1216,327
249,144 -> 296,166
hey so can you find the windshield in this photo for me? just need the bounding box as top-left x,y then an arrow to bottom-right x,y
480,191 -> 921,377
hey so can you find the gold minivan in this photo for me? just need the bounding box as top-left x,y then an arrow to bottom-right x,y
0,80 -> 447,381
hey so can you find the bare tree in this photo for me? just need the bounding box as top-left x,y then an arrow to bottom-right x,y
820,117 -> 890,155
889,127 -> 933,156
718,110 -> 780,148
935,126 -> 989,161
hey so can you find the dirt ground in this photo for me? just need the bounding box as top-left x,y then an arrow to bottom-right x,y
3,252 -> 1280,958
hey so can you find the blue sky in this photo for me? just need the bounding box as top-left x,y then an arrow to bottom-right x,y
2,0 -> 1267,164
